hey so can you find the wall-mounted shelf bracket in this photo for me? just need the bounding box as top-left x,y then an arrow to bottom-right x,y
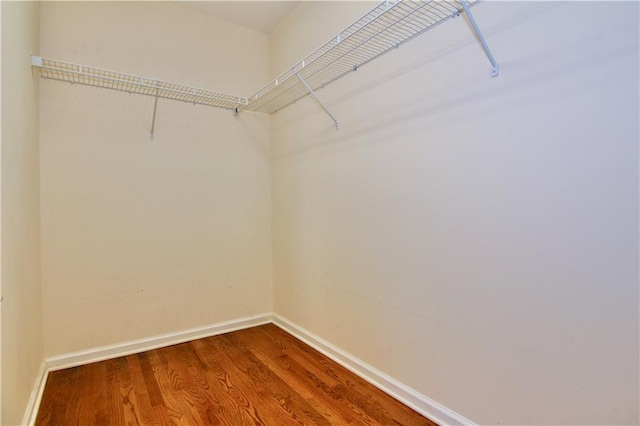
150,89 -> 159,140
295,73 -> 339,130
459,0 -> 499,77
30,54 -> 43,68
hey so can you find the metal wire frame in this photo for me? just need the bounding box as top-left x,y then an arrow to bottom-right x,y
31,56 -> 248,110
242,0 -> 480,115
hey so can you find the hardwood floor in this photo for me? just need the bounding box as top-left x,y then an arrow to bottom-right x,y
36,324 -> 435,425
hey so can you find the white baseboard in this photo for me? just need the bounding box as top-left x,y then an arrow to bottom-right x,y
25,312 -> 473,426
46,312 -> 273,371
21,361 -> 48,426
271,313 -> 475,426
22,313 -> 272,425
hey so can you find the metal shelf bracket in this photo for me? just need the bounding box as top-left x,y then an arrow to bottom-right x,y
459,0 -> 499,77
295,73 -> 339,130
30,54 -> 43,67
150,88 -> 159,140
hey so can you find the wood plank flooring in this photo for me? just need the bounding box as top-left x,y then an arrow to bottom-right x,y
36,324 -> 435,425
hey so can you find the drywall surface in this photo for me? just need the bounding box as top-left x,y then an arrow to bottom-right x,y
39,2 -> 272,356
270,2 -> 639,424
1,1 -> 43,424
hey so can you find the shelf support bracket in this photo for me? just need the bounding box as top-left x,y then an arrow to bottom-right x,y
460,0 -> 499,77
30,54 -> 43,67
150,87 -> 159,140
296,73 -> 339,130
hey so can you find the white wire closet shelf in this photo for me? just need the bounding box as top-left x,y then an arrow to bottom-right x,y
242,0 -> 495,118
31,0 -> 498,133
30,56 -> 248,110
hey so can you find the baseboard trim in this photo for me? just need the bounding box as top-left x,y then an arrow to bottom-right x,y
26,312 -> 473,426
46,313 -> 272,371
21,361 -> 48,426
271,313 -> 475,426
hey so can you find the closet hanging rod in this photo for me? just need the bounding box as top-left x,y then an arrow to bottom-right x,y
30,55 -> 248,111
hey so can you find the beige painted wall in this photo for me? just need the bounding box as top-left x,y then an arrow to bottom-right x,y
39,2 -> 272,357
1,1 -> 43,424
270,2 -> 639,425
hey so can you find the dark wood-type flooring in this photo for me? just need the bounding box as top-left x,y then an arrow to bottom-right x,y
36,323 -> 435,425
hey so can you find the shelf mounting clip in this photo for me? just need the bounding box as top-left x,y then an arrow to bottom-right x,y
296,73 -> 339,130
460,0 -> 499,77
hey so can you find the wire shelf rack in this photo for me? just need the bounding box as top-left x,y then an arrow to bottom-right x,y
31,56 -> 248,110
242,0 -> 481,115
31,0 -> 496,132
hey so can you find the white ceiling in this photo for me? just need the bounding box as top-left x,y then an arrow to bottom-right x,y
178,1 -> 299,33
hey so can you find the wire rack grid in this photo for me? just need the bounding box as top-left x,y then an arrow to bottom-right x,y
242,0 -> 478,115
32,57 -> 248,110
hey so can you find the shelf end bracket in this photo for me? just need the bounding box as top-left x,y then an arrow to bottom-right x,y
295,73 -> 339,130
460,0 -> 499,77
30,54 -> 43,67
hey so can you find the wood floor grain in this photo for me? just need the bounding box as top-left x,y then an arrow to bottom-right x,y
36,324 -> 436,425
